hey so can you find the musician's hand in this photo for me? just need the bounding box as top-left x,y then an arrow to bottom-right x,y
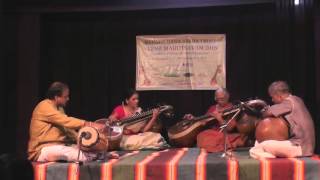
142,108 -> 160,133
152,108 -> 160,119
86,122 -> 105,130
107,152 -> 120,159
261,106 -> 272,118
183,114 -> 194,120
209,111 -> 224,124
108,115 -> 118,123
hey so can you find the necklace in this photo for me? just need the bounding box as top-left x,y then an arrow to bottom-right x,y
123,105 -> 138,116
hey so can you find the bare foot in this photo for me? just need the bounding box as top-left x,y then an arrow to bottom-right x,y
107,152 -> 120,159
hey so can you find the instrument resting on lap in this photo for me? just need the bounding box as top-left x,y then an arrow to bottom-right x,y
168,106 -> 240,147
168,99 -> 268,147
255,117 -> 289,143
97,105 -> 173,150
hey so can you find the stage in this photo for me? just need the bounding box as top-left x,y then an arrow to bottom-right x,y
32,148 -> 320,180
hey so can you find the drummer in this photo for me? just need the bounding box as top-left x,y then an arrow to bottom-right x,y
250,81 -> 315,158
28,82 -> 109,162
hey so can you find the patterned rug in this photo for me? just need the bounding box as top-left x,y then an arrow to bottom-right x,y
32,148 -> 320,180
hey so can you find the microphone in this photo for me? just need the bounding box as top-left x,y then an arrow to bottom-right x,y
80,131 -> 91,139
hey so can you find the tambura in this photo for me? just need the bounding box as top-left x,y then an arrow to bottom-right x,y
236,99 -> 268,136
78,126 -> 108,152
236,113 -> 258,135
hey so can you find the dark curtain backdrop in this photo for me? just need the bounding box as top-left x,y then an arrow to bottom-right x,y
39,4 -> 278,128
1,8 -> 19,154
0,0 -> 5,155
316,2 -> 320,119
2,0 -> 319,158
315,1 -> 320,157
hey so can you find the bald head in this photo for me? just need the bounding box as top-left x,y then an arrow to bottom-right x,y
268,81 -> 291,96
268,81 -> 291,104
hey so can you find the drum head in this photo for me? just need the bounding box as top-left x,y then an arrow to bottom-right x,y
78,126 -> 99,147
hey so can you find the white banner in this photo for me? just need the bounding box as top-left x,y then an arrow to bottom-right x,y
136,34 -> 226,90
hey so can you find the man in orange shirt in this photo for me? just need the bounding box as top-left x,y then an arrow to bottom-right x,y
28,82 -> 106,162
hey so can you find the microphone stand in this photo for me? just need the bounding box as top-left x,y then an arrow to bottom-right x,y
76,133 -> 86,164
219,108 -> 242,158
103,120 -> 112,161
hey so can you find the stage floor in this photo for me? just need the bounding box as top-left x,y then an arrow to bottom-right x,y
32,148 -> 320,180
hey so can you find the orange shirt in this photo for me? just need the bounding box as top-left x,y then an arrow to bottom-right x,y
28,99 -> 85,161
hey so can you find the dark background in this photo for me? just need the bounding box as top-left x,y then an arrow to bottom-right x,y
0,0 -> 319,159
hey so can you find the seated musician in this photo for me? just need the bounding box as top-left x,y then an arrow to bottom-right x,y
28,82 -> 108,162
250,81 -> 315,159
108,89 -> 169,150
184,88 -> 250,152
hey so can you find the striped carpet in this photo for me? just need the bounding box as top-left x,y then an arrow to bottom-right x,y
32,148 -> 320,180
